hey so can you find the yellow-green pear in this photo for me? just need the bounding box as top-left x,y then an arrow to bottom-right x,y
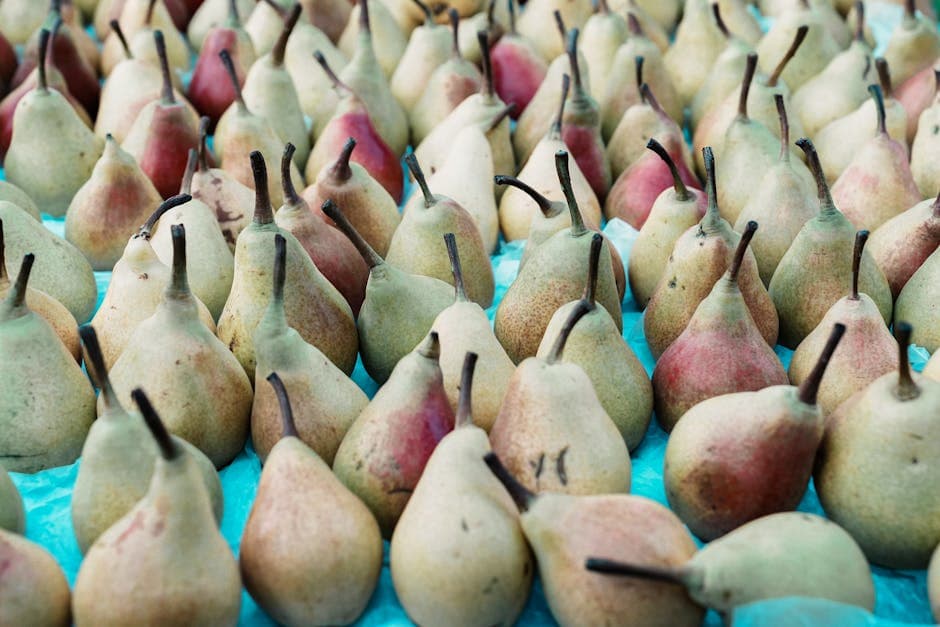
0,528 -> 71,626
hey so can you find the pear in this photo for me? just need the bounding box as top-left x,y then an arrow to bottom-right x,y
239,5 -> 310,171
65,134 -> 163,270
218,152 -> 357,379
245,0 -> 296,56
89,197 -> 217,369
488,0 -> 546,117
867,191 -> 940,298
895,245 -> 940,352
387,155 -> 495,307
925,350 -> 940,382
390,0 -> 451,112
816,322 -> 940,568
629,139 -> 707,308
586,511 -> 875,614
536,234 -> 653,450
149,150 -> 236,320
73,388 -> 242,625
653,223 -> 788,432
581,0 -> 627,105
484,452 -> 702,626
72,325 -> 223,554
240,373 -> 382,626
284,14 -> 348,126
190,116 -> 253,248
431,235 -> 514,432
515,0 -> 591,62
496,151 -> 621,363
0,0 -> 46,45
0,528 -> 71,626
187,0 -> 255,50
789,231 -> 897,416
5,29 -> 103,217
832,84 -> 922,232
897,64 -> 939,144
107,224 -> 253,467
883,0 -> 940,86
122,30 -> 201,200
391,353 -> 532,625
0,219 -> 81,361
910,77 -> 940,197
755,0 -> 840,91
101,0 -> 190,78
644,147 -> 778,358
304,0 -> 354,43
931,544 -> 940,622
664,0 -> 727,107
302,136 -> 401,256
0,180 -> 41,221
734,95 -> 818,285
333,332 -> 455,537
0,254 -> 96,473
215,50 -> 302,209
664,323 -> 846,540
0,462 -> 24,533
321,199 -> 453,384
491,300 -> 631,494
251,234 -> 368,464
338,0 -> 406,79
769,138 -> 892,349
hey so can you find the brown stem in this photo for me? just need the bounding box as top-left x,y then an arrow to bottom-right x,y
110,19 -> 132,58
552,73 -> 570,135
271,4 -> 301,67
626,12 -> 642,35
197,116 -> 211,171
738,53 -> 757,119
250,151 -> 274,224
483,452 -> 534,512
443,232 -> 468,302
546,299 -> 591,364
154,30 -> 175,105
411,0 -> 433,24
583,233 -> 601,307
38,29 -> 50,92
132,388 -> 181,460
219,48 -> 246,110
228,0 -> 240,24
449,8 -> 462,58
79,325 -> 120,411
894,321 -> 920,400
180,148 -> 197,195
553,10 -> 565,46
139,194 -> 191,238
267,371 -> 300,439
768,25 -> 808,87
853,1 -> 865,42
329,138 -> 356,182
555,150 -> 586,235
271,233 -> 286,303
585,558 -> 688,586
455,352 -> 478,428
566,28 -> 583,93
321,199 -> 385,268
494,175 -> 554,216
640,84 -> 668,121
730,221 -> 757,283
145,0 -> 157,24
0,219 -> 5,282
477,30 -> 494,98
313,51 -> 352,96
702,146 -> 720,229
797,322 -> 847,405
712,1 -> 730,39
868,83 -> 887,135
8,253 -> 34,308
635,56 -> 644,100
169,223 -> 190,295
876,57 -> 893,98
646,138 -> 690,201
417,331 -> 440,359
796,138 -> 835,211
405,154 -> 434,209
851,230 -> 868,300
904,0 -> 915,19
775,94 -> 790,163
281,143 -> 301,205
359,0 -> 371,37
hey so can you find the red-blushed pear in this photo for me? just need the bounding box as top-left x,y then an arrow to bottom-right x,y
754,0 -> 840,91
122,30 -> 201,199
303,137 -> 401,256
644,147 -> 778,358
909,70 -> 940,197
581,0 -> 627,104
628,138 -> 708,308
652,222 -> 788,432
275,143 -> 369,315
305,52 -> 403,202
883,0 -> 940,86
187,0 -> 254,50
389,0 -> 451,112
664,322 -> 846,541
867,190 -> 940,298
490,0 -> 547,117
0,528 -> 71,626
895,244 -> 940,352
332,332 -> 456,538
0,31 -> 16,96
896,64 -> 939,143
831,84 -> 921,232
188,0 -> 257,127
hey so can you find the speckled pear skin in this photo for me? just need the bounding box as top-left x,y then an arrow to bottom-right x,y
0,463 -> 24,533
240,375 -> 382,627
0,528 -> 71,627
894,246 -> 940,352
866,194 -> 940,299
815,325 -> 940,569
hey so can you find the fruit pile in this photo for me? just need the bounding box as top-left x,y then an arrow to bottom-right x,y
0,0 -> 939,625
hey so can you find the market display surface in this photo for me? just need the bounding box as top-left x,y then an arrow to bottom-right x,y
0,0 -> 939,626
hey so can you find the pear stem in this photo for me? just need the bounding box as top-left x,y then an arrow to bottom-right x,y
851,230 -> 868,300
314,51 -> 352,96
145,0 -> 157,24
775,94 -> 790,163
712,1 -> 730,38
552,73 -> 570,135
894,322 -> 920,400
359,0 -> 371,36
702,146 -> 721,230
640,83 -> 667,119
110,19 -> 132,58
868,83 -> 887,135
876,57 -> 893,98
546,299 -> 592,364
154,30 -> 175,105
597,0 -> 610,15
267,372 -> 299,439
180,148 -> 197,195
796,138 -> 836,213
797,323 -> 847,405
585,558 -> 688,586
738,53 -> 757,119
197,117 -> 211,172
566,29 -> 583,93
140,194 -> 191,239
271,233 -> 286,304
418,331 -> 440,359
271,4 -> 301,67
249,151 -> 274,224
321,199 -> 385,268
494,176 -> 554,216
449,9 -> 462,58
904,0 -> 915,19
219,48 -> 246,111
646,138 -> 690,201
477,30 -> 494,98
483,452 -> 534,512
79,325 -> 120,411
37,29 -> 50,92
634,57 -> 645,101
555,150 -> 586,236
411,0 -> 433,24
730,221 -> 757,283
8,254 -> 34,308
506,0 -> 516,34
443,233 -> 468,302
486,104 -> 516,132
768,25 -> 808,88
0,219 -> 5,282
455,352 -> 478,428
626,12 -> 642,35
405,154 -> 434,209
168,223 -> 190,295
583,233 -> 602,307
131,389 -> 181,460
553,10 -> 565,46
854,1 -> 865,42
281,143 -> 301,205
330,138 -> 356,182
228,0 -> 240,23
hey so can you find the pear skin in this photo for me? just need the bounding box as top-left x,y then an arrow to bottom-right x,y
894,245 -> 940,352
0,462 -> 24,533
0,529 -> 71,626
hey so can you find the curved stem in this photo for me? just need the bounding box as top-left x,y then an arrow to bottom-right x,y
583,233 -> 601,307
547,299 -> 591,364
640,83 -> 667,119
455,352 -> 478,428
738,53 -> 757,119
329,137 -> 356,182
219,48 -> 246,111
483,452 -> 534,512
180,148 -> 197,195
796,138 -> 835,212
281,143 -> 301,205
268,371 -> 300,439
250,151 -> 274,224
797,323 -> 847,405
131,388 -> 181,460
154,30 -> 175,105
271,4 -> 301,67
775,94 -> 790,163
712,1 -> 730,39
646,138 -> 689,201
555,150 -> 586,235
443,233 -> 468,302
494,175 -> 554,216
139,194 -> 191,239
768,25 -> 808,88
868,83 -> 887,135
702,146 -> 721,229
894,322 -> 919,400
320,199 -> 384,268
7,253 -> 33,308
552,73 -> 570,135
197,116 -> 211,172
585,558 -> 688,586
145,0 -> 157,24
553,10 -> 565,46
486,103 -> 516,132
313,51 -> 352,96
850,230 -> 868,300
38,29 -> 50,92
79,325 -> 120,411
876,57 -> 893,98
110,19 -> 132,58
730,221 -> 757,283
405,154 -> 434,209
